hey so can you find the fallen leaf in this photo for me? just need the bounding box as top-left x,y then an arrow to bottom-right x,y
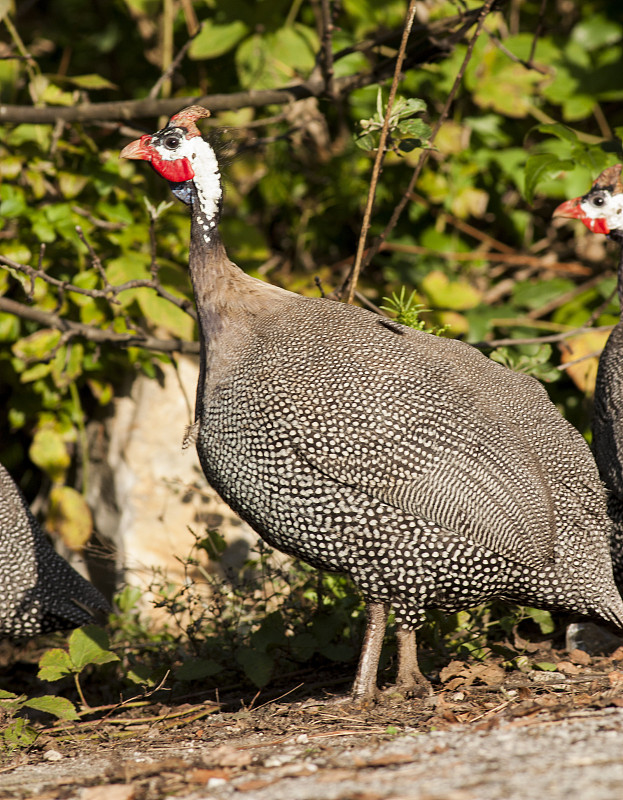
608,671 -> 623,687
439,661 -> 469,683
81,786 -> 135,800
556,661 -> 581,674
235,778 -> 278,791
568,648 -> 592,666
188,768 -> 229,784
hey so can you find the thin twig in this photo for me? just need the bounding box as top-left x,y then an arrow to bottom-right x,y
526,273 -> 607,320
0,295 -> 200,354
319,0 -> 336,97
381,241 -> 592,276
474,324 -> 614,350
528,0 -> 548,65
345,0 -> 418,304
355,0 -> 497,281
1,253 -> 197,318
484,26 -> 549,74
149,24 -> 201,100
408,190 -> 515,254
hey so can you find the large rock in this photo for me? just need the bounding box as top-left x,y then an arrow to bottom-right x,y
87,355 -> 258,607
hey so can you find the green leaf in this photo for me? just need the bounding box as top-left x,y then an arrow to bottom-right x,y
0,312 -> 20,342
175,658 -> 222,681
523,153 -> 574,203
66,73 -> 118,90
251,611 -> 288,651
68,625 -> 120,671
0,0 -> 12,23
0,690 -> 18,700
355,131 -> 378,151
524,607 -> 556,635
12,329 -> 61,361
236,24 -> 318,90
47,485 -> 93,550
24,695 -> 79,720
0,184 -> 27,218
421,271 -> 482,310
530,122 -> 579,144
126,665 -> 156,686
395,97 -> 427,117
571,15 -> 622,52
534,661 -> 559,672
137,292 -> 194,340
29,428 -> 70,483
2,719 -> 38,751
40,82 -> 75,106
38,648 -> 73,682
189,20 -> 249,60
58,171 -> 89,199
236,647 -> 274,687
290,632 -> 317,661
397,119 -> 431,139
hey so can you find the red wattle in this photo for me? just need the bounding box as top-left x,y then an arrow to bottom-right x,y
151,152 -> 194,182
584,217 -> 610,234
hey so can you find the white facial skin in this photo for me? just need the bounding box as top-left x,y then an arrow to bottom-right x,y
580,189 -> 623,232
152,131 -> 222,225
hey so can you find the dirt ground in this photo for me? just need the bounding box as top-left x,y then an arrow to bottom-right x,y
2,636 -> 623,800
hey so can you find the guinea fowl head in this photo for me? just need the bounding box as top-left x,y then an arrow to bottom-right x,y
121,106 -> 222,239
553,164 -> 623,237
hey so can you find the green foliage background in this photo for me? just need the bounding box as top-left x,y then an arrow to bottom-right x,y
0,0 -> 623,699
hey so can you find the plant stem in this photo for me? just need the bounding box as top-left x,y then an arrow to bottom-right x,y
344,0 -> 418,304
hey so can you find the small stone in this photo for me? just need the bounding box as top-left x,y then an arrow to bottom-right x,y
43,750 -> 63,762
566,622 -> 622,656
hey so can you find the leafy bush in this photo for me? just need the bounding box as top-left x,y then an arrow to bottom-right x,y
0,0 -> 622,730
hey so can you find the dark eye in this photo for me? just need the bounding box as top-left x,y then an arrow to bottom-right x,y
590,193 -> 606,208
163,135 -> 181,150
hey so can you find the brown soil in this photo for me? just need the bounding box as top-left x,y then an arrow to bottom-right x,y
2,641 -> 623,800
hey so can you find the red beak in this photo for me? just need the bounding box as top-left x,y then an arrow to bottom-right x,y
552,197 -> 583,219
120,135 -> 153,161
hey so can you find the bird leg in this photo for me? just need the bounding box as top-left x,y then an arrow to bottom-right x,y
394,628 -> 432,696
351,601 -> 389,701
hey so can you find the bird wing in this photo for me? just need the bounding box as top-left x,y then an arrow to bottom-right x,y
281,370 -> 558,569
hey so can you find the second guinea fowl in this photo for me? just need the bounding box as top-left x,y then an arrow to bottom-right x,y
0,463 -> 109,638
122,107 -> 623,700
554,164 -> 623,589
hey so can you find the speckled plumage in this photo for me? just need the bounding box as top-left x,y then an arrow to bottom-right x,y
0,464 -> 109,638
554,165 -> 623,591
123,109 -> 623,697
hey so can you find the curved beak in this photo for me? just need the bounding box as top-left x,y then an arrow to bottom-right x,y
552,197 -> 582,219
120,135 -> 153,161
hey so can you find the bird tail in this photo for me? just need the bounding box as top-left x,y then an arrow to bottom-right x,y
596,590 -> 623,630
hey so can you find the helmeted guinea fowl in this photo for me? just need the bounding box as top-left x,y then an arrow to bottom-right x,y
121,106 -> 623,700
0,463 -> 109,637
554,164 -> 623,589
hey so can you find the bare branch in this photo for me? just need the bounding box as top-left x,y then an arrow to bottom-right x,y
0,253 -> 197,320
0,6 -> 488,124
0,296 -> 199,355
